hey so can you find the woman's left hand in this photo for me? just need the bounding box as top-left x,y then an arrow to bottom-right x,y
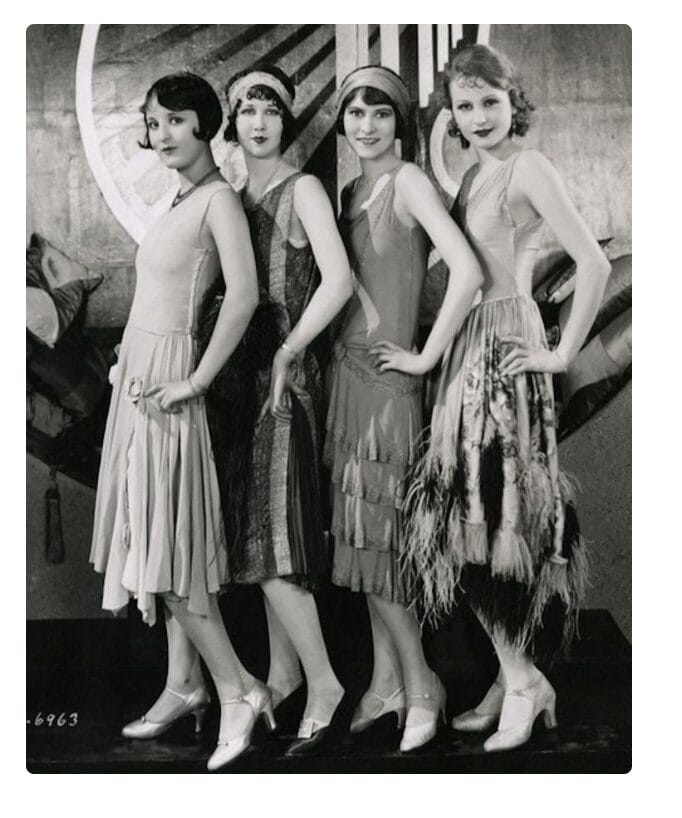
499,335 -> 566,377
143,380 -> 195,413
369,340 -> 428,375
259,348 -> 307,422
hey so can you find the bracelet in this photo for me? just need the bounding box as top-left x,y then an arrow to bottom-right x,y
188,374 -> 207,397
280,340 -> 299,358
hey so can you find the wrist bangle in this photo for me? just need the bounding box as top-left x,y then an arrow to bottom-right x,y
280,341 -> 298,357
188,374 -> 207,397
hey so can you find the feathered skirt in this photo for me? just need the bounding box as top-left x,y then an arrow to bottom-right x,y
401,294 -> 588,653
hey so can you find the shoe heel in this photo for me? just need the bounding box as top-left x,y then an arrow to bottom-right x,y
262,701 -> 277,733
396,707 -> 406,730
193,707 -> 208,733
543,699 -> 558,729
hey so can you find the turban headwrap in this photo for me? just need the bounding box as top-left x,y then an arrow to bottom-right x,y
335,65 -> 411,124
227,71 -> 294,116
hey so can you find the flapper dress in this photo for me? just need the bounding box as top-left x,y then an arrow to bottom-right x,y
401,150 -> 588,651
90,181 -> 230,626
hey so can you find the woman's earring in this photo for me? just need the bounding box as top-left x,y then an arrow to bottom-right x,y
448,117 -> 469,149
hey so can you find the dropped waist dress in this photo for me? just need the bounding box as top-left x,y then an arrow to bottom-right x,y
89,181 -> 230,626
203,172 -> 328,589
401,150 -> 588,652
325,165 -> 429,603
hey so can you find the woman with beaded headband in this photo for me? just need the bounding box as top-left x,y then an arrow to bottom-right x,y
201,64 -> 353,760
89,72 -> 267,771
375,44 -> 611,752
326,65 -> 482,753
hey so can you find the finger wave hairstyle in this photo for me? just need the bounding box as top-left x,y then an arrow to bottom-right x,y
443,44 -> 535,149
139,71 -> 223,149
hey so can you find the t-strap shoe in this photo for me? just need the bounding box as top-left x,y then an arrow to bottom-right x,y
451,678 -> 505,732
206,680 -> 276,771
121,685 -> 211,739
350,686 -> 406,734
483,672 -> 557,753
399,673 -> 446,753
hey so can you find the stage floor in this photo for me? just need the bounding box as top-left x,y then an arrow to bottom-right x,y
27,593 -> 631,773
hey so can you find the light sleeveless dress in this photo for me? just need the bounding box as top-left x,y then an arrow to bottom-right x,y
401,150 -> 588,652
325,165 -> 429,603
90,181 -> 230,626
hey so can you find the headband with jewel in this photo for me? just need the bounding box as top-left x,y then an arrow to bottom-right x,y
227,71 -> 294,116
335,65 -> 411,124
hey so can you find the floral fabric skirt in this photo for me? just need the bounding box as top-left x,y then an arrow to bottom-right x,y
401,295 -> 587,652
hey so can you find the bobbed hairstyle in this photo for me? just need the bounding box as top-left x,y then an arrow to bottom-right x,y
335,82 -> 415,162
223,64 -> 298,152
443,44 -> 535,148
139,71 -> 223,150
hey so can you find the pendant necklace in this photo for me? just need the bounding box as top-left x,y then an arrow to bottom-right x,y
171,166 -> 220,209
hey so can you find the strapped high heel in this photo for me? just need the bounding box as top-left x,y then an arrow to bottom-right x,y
207,680 -> 276,771
350,686 -> 406,734
121,685 -> 211,739
451,678 -> 505,732
399,673 -> 446,753
483,672 -> 558,753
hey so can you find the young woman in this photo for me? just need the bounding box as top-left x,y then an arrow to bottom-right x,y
326,65 -> 482,752
89,72 -> 272,772
206,65 -> 353,756
375,44 -> 611,752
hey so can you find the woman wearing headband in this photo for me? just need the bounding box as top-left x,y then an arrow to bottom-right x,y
327,65 -> 482,752
374,44 -> 611,752
203,64 -> 353,760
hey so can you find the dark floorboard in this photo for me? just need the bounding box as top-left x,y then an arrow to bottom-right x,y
27,594 -> 630,773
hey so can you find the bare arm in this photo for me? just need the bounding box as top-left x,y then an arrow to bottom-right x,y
145,188 -> 258,410
192,188 -> 259,387
500,151 -> 611,376
284,175 -> 353,353
373,163 -> 482,375
266,175 -> 353,418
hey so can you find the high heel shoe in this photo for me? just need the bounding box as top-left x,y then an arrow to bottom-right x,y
399,673 -> 446,753
121,685 -> 211,739
483,672 -> 558,753
350,686 -> 406,734
285,690 -> 347,757
206,680 -> 276,771
451,679 -> 505,732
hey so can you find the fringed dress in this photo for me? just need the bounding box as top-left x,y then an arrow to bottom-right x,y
401,150 -> 588,652
203,172 -> 328,589
90,181 -> 230,626
325,165 -> 429,602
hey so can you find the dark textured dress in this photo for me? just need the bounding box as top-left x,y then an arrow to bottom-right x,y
401,150 -> 588,653
203,172 -> 328,589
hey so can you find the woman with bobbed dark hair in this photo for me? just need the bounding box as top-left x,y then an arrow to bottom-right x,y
203,63 -> 354,759
377,44 -> 611,752
90,72 -> 270,770
326,65 -> 482,753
